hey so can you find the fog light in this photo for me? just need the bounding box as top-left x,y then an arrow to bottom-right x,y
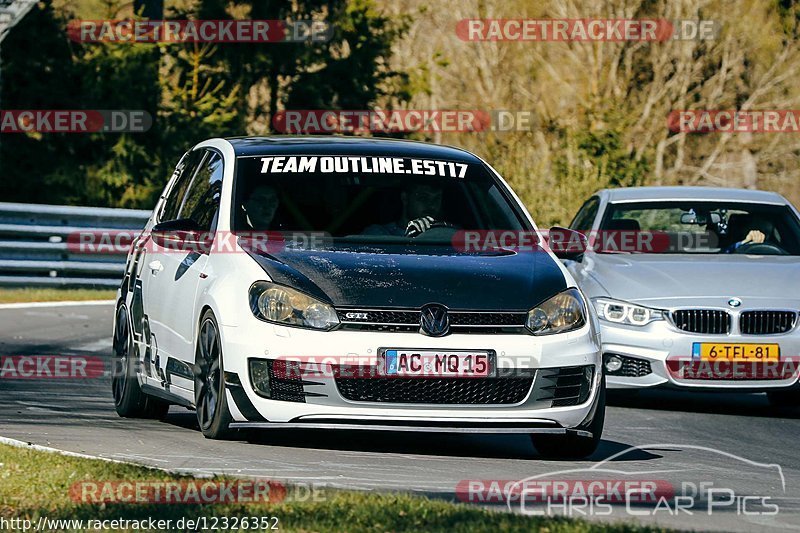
604,354 -> 623,373
249,359 -> 272,397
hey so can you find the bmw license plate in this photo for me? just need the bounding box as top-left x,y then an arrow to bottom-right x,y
382,349 -> 491,378
692,343 -> 780,362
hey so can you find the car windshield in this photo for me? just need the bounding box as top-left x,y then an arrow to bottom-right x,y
599,201 -> 800,255
233,154 -> 527,243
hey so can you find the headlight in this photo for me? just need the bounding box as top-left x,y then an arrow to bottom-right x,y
592,297 -> 664,326
249,281 -> 339,331
526,288 -> 587,335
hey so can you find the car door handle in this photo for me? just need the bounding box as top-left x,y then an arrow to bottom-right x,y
148,260 -> 163,275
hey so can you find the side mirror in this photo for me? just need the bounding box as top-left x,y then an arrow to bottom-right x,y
151,219 -> 211,252
547,226 -> 588,261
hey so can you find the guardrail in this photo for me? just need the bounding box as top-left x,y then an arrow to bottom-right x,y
0,202 -> 151,288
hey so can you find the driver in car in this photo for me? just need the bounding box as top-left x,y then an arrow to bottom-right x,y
243,184 -> 280,229
363,184 -> 445,237
724,215 -> 770,252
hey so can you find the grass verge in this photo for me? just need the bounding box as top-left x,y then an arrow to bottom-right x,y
0,443 -> 665,532
0,288 -> 116,304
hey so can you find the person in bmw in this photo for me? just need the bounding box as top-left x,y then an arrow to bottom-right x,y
111,137 -> 604,458
566,187 -> 800,405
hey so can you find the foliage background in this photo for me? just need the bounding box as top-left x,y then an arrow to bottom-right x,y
2,0 -> 799,226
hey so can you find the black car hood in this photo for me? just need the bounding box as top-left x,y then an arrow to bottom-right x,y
243,241 -> 567,311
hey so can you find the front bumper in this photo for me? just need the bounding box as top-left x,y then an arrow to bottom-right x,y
226,421 -> 593,437
600,319 -> 800,391
217,318 -> 603,433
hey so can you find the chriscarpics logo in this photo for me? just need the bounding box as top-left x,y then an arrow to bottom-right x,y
457,444 -> 786,519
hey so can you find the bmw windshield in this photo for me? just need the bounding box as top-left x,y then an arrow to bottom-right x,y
599,201 -> 800,255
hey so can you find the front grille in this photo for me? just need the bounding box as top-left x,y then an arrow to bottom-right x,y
531,366 -> 594,407
337,308 -> 527,334
449,312 -> 527,326
335,376 -> 534,404
672,309 -> 730,334
740,311 -> 797,335
340,310 -> 420,324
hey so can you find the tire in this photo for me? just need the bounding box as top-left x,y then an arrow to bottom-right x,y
531,375 -> 606,459
195,310 -> 234,439
112,305 -> 170,419
767,389 -> 800,408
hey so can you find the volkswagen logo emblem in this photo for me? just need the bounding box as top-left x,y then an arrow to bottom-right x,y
420,304 -> 450,337
728,297 -> 742,308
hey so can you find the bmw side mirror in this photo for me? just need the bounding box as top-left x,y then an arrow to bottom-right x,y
547,226 -> 587,261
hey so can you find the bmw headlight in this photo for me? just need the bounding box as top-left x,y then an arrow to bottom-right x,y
526,288 -> 587,335
249,281 -> 339,331
593,297 -> 663,326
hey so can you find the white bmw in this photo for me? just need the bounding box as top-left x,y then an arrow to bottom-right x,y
567,186 -> 800,401
112,136 -> 605,458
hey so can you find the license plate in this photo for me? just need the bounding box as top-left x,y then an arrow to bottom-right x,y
692,343 -> 780,362
383,349 -> 491,378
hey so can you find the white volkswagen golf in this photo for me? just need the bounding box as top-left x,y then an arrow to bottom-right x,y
112,136 -> 604,458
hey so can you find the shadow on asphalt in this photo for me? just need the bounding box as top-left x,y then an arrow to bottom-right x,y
608,389 -> 800,418
155,410 -> 658,462
241,430 -> 660,462
149,387 -> 800,460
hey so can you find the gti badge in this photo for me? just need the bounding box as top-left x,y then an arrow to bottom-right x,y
728,297 -> 742,308
420,304 -> 450,337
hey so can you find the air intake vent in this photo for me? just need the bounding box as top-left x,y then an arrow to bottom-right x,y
532,366 -> 594,407
248,359 -> 326,403
334,376 -> 534,404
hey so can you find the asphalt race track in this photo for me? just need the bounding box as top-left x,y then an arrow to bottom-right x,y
1,302 -> 799,532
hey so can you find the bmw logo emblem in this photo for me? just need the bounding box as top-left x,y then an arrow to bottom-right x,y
728,298 -> 742,308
